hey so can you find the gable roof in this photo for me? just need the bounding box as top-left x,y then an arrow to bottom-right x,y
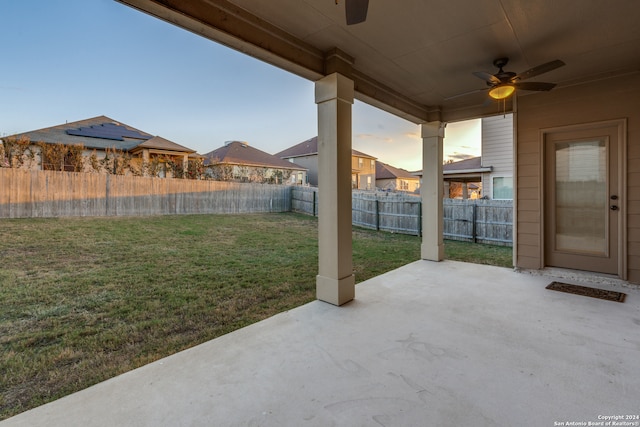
203,141 -> 306,170
7,116 -> 197,154
275,137 -> 376,160
376,161 -> 418,180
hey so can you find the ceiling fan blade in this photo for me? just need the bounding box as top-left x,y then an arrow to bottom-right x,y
345,0 -> 368,25
444,87 -> 489,101
514,81 -> 557,91
514,59 -> 565,81
472,71 -> 501,85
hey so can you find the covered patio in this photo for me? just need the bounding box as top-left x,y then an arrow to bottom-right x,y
4,0 -> 638,423
110,0 -> 640,302
2,260 -> 638,426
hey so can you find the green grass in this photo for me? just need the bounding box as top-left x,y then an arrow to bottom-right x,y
0,213 -> 511,419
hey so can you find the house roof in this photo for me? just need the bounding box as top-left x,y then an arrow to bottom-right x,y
275,136 -> 376,160
133,136 -> 196,154
443,156 -> 492,174
411,156 -> 492,177
7,116 -> 197,154
203,141 -> 307,170
375,161 -> 418,180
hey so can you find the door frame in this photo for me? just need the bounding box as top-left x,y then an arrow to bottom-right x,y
539,118 -> 627,279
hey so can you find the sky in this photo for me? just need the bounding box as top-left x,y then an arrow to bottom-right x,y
0,0 -> 480,171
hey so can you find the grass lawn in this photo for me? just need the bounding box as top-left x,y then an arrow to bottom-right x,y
0,212 -> 512,419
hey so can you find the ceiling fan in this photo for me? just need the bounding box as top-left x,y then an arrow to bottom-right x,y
447,57 -> 565,101
336,0 -> 369,25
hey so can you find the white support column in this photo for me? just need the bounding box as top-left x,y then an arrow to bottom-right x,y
421,122 -> 445,261
315,73 -> 355,306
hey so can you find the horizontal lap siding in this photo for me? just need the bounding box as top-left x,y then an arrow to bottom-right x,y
482,114 -> 513,199
517,74 -> 640,282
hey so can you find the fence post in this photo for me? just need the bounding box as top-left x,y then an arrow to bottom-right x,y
312,190 -> 316,216
375,199 -> 380,230
418,201 -> 422,237
472,202 -> 477,243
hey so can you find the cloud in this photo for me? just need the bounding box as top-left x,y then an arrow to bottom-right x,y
404,131 -> 420,140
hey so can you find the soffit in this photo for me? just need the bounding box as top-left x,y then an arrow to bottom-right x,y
117,0 -> 640,122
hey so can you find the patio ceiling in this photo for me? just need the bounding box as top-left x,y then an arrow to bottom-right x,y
117,0 -> 640,123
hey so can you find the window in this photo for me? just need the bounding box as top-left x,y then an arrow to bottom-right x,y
358,157 -> 363,169
399,180 -> 409,190
492,176 -> 513,199
370,159 -> 375,169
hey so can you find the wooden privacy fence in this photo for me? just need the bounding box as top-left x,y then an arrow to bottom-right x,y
291,186 -> 319,217
294,188 -> 422,234
292,187 -> 513,245
0,169 -> 291,218
1,170 -> 512,245
443,198 -> 513,245
352,191 -> 422,235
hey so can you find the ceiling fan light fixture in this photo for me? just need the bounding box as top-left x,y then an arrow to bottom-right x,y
489,84 -> 515,100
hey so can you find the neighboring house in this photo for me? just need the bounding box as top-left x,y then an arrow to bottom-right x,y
442,156 -> 491,199
275,136 -> 376,189
202,140 -> 307,185
415,114 -> 513,199
1,116 -> 200,178
375,161 -> 420,193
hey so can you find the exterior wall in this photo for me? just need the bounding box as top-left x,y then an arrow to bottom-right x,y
286,155 -> 318,185
377,177 -> 420,192
516,74 -> 640,283
352,155 -> 376,189
482,113 -> 514,199
286,153 -> 374,188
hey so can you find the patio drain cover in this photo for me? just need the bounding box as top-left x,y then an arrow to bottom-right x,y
546,282 -> 626,303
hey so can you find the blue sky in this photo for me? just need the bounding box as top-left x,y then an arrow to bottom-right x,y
0,0 -> 479,171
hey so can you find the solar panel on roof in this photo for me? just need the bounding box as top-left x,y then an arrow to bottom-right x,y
66,123 -> 151,141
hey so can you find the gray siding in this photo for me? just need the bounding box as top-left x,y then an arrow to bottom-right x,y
482,114 -> 514,198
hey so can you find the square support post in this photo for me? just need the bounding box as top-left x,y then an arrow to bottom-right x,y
421,122 -> 445,261
315,73 -> 355,306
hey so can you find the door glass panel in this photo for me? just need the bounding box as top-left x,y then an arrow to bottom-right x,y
554,139 -> 607,255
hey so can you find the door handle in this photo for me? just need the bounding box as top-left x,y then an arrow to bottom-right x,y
610,205 -> 618,211
610,195 -> 618,200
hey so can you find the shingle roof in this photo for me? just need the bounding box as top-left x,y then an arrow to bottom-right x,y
6,116 -> 197,155
7,116 -> 151,151
275,137 -> 318,158
443,156 -> 484,172
203,141 -> 307,170
275,137 -> 376,160
134,136 -> 196,154
376,161 -> 417,180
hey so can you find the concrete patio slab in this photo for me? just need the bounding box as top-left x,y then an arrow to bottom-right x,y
2,260 -> 639,427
